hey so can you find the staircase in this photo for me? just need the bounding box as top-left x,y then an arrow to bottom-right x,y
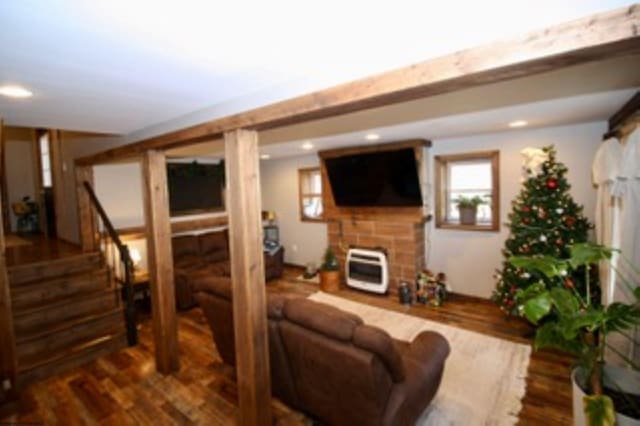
8,252 -> 127,386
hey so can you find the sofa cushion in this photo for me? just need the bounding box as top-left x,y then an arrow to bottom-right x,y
172,235 -> 200,258
191,275 -> 233,300
353,325 -> 405,383
283,298 -> 363,342
199,230 -> 229,263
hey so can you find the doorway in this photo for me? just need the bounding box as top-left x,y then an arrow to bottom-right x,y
36,130 -> 56,237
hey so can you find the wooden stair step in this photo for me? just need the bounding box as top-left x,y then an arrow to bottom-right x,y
8,252 -> 103,286
17,308 -> 124,361
17,331 -> 128,388
11,269 -> 110,311
13,288 -> 120,336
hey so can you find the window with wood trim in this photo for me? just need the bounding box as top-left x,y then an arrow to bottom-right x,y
435,151 -> 499,231
38,132 -> 52,188
298,167 -> 324,222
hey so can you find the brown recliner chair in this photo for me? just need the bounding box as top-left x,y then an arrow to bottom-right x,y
172,230 -> 284,310
191,276 -> 300,407
192,276 -> 450,426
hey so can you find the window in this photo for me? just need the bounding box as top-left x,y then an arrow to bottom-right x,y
434,151 -> 499,231
39,132 -> 52,188
298,167 -> 324,221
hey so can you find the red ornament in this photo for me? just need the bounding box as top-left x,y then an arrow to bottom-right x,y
523,218 -> 530,224
564,216 -> 576,227
546,178 -> 558,189
522,206 -> 531,213
565,279 -> 574,289
538,209 -> 547,219
555,238 -> 563,246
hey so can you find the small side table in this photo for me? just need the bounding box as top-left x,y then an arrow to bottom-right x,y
120,270 -> 151,313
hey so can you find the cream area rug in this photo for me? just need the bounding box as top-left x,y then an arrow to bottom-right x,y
308,292 -> 532,426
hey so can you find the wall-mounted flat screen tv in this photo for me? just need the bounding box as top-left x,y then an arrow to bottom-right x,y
325,148 -> 422,207
167,161 -> 225,215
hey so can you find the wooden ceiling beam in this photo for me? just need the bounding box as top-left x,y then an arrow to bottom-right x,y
76,4 -> 640,166
608,90 -> 640,132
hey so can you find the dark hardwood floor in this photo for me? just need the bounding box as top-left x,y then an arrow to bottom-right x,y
5,234 -> 82,267
0,267 -> 574,425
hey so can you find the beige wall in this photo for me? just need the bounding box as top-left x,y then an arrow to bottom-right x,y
260,154 -> 328,268
427,121 -> 604,298
4,128 -> 37,232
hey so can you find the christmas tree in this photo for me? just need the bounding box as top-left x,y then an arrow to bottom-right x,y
492,145 -> 593,315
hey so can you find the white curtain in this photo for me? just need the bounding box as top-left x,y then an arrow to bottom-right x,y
592,127 -> 640,366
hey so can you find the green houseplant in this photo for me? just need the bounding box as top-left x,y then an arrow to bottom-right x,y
454,195 -> 487,225
510,243 -> 640,425
320,247 -> 340,293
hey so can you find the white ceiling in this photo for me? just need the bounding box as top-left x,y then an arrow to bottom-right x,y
0,1 -> 634,135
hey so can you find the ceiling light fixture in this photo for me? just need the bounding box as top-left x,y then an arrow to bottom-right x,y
508,120 -> 528,128
302,142 -> 314,150
260,154 -> 271,160
365,133 -> 380,141
0,85 -> 33,98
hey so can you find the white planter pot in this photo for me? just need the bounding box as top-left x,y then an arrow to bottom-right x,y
572,365 -> 640,426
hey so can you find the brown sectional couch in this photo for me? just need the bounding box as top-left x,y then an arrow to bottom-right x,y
172,229 -> 284,309
192,275 -> 450,426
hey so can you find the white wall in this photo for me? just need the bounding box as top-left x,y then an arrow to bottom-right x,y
426,121 -> 605,298
94,162 -> 145,228
260,154 -> 327,267
5,139 -> 36,231
57,133 -> 127,243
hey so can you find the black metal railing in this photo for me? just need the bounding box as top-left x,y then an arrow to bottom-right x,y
83,181 -> 137,346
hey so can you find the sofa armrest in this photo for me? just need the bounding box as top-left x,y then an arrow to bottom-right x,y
402,331 -> 450,369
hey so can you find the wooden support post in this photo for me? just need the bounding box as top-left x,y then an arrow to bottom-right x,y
75,165 -> 98,252
0,118 -> 18,402
142,150 -> 179,374
224,129 -> 271,425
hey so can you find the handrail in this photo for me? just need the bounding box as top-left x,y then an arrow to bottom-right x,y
82,181 -> 137,346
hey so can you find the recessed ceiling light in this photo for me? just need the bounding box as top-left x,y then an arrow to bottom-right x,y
302,142 -> 314,150
0,85 -> 33,98
260,154 -> 271,160
508,120 -> 528,128
365,133 -> 380,141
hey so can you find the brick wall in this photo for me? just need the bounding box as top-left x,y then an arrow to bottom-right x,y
327,219 -> 425,294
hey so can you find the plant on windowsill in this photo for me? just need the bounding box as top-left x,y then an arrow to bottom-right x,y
510,243 -> 640,425
454,195 -> 488,225
319,247 -> 340,293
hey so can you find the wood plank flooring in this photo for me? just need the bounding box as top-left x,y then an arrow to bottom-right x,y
0,267 -> 574,425
6,235 -> 82,267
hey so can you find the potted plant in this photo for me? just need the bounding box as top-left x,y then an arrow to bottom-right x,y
320,247 -> 341,292
510,243 -> 640,425
454,195 -> 487,225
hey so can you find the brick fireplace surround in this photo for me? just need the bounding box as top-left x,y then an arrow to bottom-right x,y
320,140 -> 429,295
327,218 -> 426,294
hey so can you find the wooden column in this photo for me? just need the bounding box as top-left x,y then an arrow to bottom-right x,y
142,150 -> 179,373
0,118 -> 17,402
224,129 -> 271,425
75,165 -> 98,252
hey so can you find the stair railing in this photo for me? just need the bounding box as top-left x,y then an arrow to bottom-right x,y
82,181 -> 137,346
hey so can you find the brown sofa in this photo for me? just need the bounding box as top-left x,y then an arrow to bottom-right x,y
192,275 -> 450,426
172,229 -> 284,310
